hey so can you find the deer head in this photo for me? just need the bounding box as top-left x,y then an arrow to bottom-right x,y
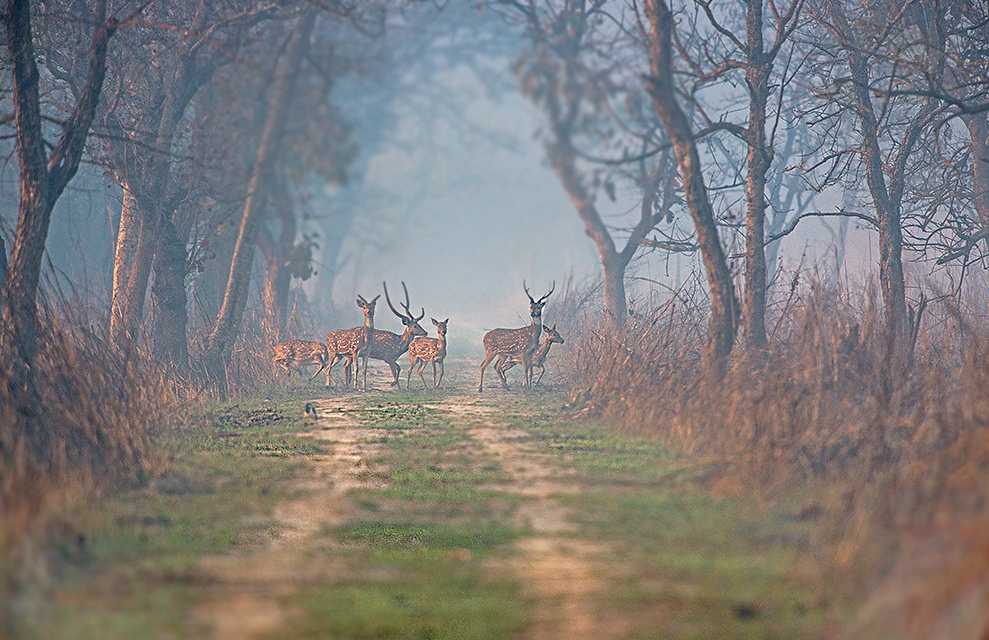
356,294 -> 380,326
542,323 -> 565,345
431,317 -> 449,339
383,280 -> 427,338
523,280 -> 556,319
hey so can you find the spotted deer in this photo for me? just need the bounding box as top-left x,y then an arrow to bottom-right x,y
407,318 -> 449,389
271,339 -> 329,379
365,281 -> 427,388
496,323 -> 564,386
478,281 -> 555,392
318,294 -> 378,389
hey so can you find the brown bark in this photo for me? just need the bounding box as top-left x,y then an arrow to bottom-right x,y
742,0 -> 770,350
108,186 -> 154,350
827,0 -> 934,346
1,0 -> 116,441
965,114 -> 989,228
200,14 -> 316,386
644,0 -> 739,370
150,215 -> 190,366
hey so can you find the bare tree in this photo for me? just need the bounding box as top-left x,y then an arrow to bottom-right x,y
1,0 -> 119,442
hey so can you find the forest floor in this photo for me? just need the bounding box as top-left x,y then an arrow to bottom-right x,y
12,361 -> 840,639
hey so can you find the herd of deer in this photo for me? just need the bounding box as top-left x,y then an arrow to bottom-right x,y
271,281 -> 562,392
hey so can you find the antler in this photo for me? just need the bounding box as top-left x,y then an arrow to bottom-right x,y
382,281 -> 406,320
400,281 -> 413,316
523,279 -> 536,304
537,280 -> 556,304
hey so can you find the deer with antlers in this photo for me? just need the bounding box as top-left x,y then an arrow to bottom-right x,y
318,294 -> 378,390
407,318 -> 449,389
478,281 -> 554,392
271,339 -> 329,379
364,281 -> 428,388
495,323 -> 564,387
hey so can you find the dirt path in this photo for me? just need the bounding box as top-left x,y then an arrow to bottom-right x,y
437,395 -> 628,640
193,398 -> 388,639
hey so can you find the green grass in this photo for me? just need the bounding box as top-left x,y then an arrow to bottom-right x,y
507,407 -> 833,639
13,398 -> 319,640
279,395 -> 527,639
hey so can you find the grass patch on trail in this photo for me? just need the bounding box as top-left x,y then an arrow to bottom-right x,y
502,396 -> 835,639
281,397 -> 527,640
14,396 -> 320,640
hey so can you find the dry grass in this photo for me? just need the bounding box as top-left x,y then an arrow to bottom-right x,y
0,302 -> 177,553
563,275 -> 989,628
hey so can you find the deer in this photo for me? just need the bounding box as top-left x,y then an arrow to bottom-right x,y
271,339 -> 329,379
478,280 -> 554,392
317,294 -> 378,390
407,318 -> 449,389
495,323 -> 564,386
365,281 -> 428,388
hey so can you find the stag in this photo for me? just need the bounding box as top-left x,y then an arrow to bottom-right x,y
478,280 -> 554,392
364,281 -> 428,388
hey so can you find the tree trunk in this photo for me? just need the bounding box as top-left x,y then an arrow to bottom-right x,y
1,0 -> 115,446
742,0 -> 770,350
965,114 -> 989,228
829,0 -> 909,343
108,187 -> 155,351
602,258 -> 628,325
150,215 -> 190,366
200,15 -> 315,386
645,0 -> 738,371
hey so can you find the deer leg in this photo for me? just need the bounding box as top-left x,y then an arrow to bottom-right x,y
362,352 -> 369,392
431,361 -> 437,387
535,364 -> 546,386
478,352 -> 496,393
325,354 -> 337,387
418,360 -> 428,390
495,357 -> 513,388
521,352 -> 533,389
407,356 -> 417,389
387,360 -> 400,388
437,361 -> 445,387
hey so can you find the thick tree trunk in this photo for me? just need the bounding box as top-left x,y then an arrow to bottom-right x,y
150,215 -> 190,366
742,0 -> 770,350
645,0 -> 738,371
108,187 -> 155,350
602,259 -> 628,325
200,15 -> 315,386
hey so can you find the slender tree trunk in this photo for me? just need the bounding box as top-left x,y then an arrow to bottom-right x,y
829,0 -> 908,343
0,233 -> 7,289
645,0 -> 738,370
108,187 -> 154,350
742,0 -> 770,350
200,15 -> 315,386
965,114 -> 989,227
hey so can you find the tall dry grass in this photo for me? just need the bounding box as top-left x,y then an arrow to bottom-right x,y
563,274 -> 989,629
0,302 -> 177,551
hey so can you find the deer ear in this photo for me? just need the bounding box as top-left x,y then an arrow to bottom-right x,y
444,318 -> 449,325
431,317 -> 439,326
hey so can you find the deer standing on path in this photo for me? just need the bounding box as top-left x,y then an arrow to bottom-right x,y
271,339 -> 329,379
407,318 -> 449,389
478,281 -> 555,392
366,281 -> 427,388
496,323 -> 564,386
320,294 -> 378,390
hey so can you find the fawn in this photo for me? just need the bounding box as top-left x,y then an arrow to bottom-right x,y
407,318 -> 449,389
319,294 -> 378,390
478,281 -> 554,392
365,281 -> 428,388
271,339 -> 329,379
496,323 -> 564,386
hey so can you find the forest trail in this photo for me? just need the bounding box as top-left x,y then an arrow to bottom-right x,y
22,363 -> 827,639
194,386 -> 625,639
193,398 -> 391,638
